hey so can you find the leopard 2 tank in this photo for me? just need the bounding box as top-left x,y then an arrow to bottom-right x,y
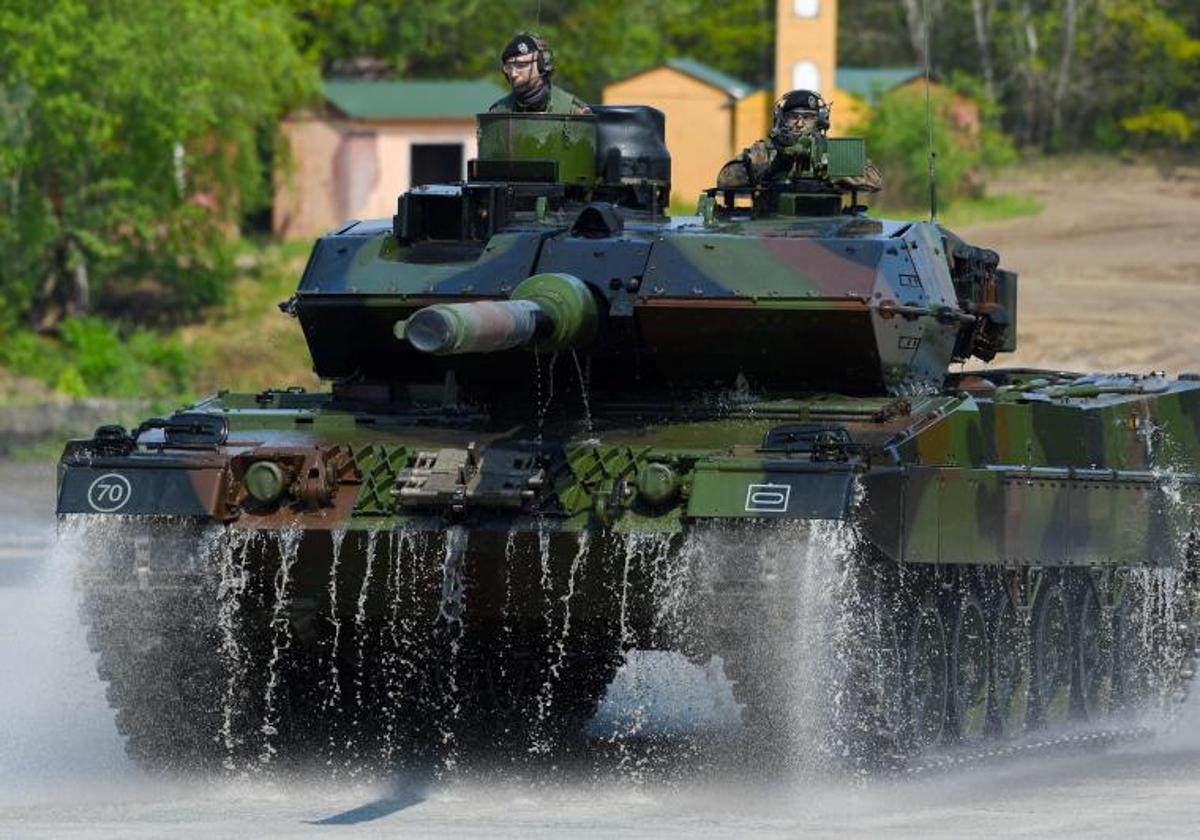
58,104 -> 1200,773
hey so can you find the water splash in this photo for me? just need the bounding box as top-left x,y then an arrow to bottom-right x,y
5,516 -> 132,790
436,526 -> 470,771
593,532 -> 698,776
662,519 -> 864,772
617,536 -> 636,651
216,528 -> 254,770
258,525 -> 302,767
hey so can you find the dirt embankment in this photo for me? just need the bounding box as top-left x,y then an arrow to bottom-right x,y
958,160 -> 1200,375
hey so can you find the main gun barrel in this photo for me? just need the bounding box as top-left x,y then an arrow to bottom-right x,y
399,272 -> 598,356
403,299 -> 548,355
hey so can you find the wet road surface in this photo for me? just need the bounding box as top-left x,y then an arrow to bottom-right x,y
4,459 -> 1200,838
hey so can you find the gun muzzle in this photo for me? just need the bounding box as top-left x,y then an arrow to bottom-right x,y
399,272 -> 598,356
403,299 -> 548,355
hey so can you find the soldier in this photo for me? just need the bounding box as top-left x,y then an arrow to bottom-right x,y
489,32 -> 591,115
717,89 -> 882,193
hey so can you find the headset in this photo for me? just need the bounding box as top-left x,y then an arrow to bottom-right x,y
525,31 -> 553,75
506,32 -> 554,76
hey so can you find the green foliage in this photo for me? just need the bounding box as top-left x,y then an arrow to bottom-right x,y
857,86 -> 1014,209
1085,0 -> 1200,149
838,0 -> 1200,153
287,0 -> 773,100
0,318 -> 194,400
0,0 -> 316,327
946,73 -> 1018,171
1122,107 -> 1196,145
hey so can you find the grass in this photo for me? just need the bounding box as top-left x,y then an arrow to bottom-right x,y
179,238 -> 320,395
878,191 -> 1042,228
0,238 -> 319,411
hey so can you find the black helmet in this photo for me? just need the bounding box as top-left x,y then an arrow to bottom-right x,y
773,89 -> 830,130
501,32 -> 553,75
775,89 -> 821,113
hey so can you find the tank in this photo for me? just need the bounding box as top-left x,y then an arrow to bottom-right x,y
58,106 -> 1200,773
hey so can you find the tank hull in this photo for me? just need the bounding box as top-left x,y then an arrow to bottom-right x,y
58,371 -> 1200,771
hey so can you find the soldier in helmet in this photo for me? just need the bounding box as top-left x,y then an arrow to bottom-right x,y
717,89 -> 882,193
489,32 -> 591,115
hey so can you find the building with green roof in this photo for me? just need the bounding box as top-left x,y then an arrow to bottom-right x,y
274,78 -> 506,238
835,67 -> 924,104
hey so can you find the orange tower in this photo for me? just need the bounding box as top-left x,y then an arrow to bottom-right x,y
775,0 -> 838,102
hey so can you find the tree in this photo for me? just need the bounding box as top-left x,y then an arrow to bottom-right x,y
288,0 -> 776,99
856,85 -> 1014,208
838,0 -> 1200,152
0,0 -> 316,329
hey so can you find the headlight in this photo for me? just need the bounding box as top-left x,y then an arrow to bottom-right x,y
244,461 -> 287,504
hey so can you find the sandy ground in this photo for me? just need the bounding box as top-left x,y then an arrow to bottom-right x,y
959,161 -> 1200,375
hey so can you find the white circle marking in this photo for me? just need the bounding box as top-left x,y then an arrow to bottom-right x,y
87,473 -> 133,512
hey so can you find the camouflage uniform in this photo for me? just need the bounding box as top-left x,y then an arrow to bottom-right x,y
488,85 -> 591,116
717,139 -> 884,193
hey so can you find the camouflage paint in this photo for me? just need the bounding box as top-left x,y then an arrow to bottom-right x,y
477,112 -> 597,185
57,110 -> 1200,630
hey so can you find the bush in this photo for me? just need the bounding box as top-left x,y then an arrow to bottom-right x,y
853,84 -> 1016,209
0,317 -> 194,399
1121,106 -> 1196,147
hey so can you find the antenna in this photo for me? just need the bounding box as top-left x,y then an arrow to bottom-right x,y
536,0 -> 542,27
922,0 -> 938,223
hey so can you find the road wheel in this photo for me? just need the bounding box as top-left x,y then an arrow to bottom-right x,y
990,596 -> 1030,739
1077,582 -> 1114,721
950,593 -> 990,743
908,596 -> 949,750
1032,580 -> 1075,727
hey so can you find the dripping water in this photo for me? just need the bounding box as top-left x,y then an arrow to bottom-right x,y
215,528 -> 253,771
436,526 -> 470,771
571,349 -> 594,436
530,532 -> 591,752
403,530 -> 429,726
646,533 -> 688,646
324,527 -> 347,713
500,529 -> 518,688
258,525 -> 302,767
347,529 -> 380,772
532,347 -> 558,444
377,527 -> 411,767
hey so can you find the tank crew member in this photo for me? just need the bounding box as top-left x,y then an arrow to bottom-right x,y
716,89 -> 882,193
489,32 -> 591,115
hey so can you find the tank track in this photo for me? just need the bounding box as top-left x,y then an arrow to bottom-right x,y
714,557 -> 1200,776
80,586 -> 234,772
78,577 -> 620,774
75,520 -> 1200,777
